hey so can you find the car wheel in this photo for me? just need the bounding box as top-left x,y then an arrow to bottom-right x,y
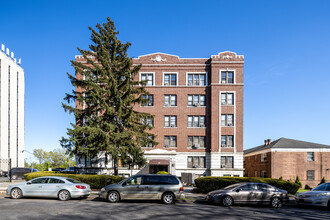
11,175 -> 17,180
222,196 -> 233,207
58,190 -> 71,201
107,191 -> 120,203
162,192 -> 175,204
327,200 -> 330,210
271,197 -> 282,208
11,188 -> 23,199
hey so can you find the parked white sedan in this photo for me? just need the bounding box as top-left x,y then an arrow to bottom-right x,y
6,176 -> 91,201
295,182 -> 330,208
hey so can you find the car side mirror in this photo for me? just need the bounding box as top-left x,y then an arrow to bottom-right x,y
235,188 -> 240,192
27,181 -> 32,185
122,182 -> 127,186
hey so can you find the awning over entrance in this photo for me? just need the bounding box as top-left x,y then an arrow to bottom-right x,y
148,159 -> 170,165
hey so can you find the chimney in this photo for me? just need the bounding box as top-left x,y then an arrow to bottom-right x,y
264,139 -> 271,146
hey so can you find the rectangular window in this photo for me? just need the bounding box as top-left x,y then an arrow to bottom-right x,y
142,94 -> 153,106
221,156 -> 234,168
221,71 -> 234,84
261,170 -> 267,178
187,156 -> 206,168
261,153 -> 268,162
221,114 -> 234,126
164,73 -> 177,86
141,73 -> 154,86
187,136 -> 205,148
307,152 -> 314,161
188,95 -> 206,106
187,73 -> 207,86
141,117 -> 154,127
164,136 -> 177,148
142,136 -> 154,148
221,135 -> 234,148
164,116 -> 177,127
188,116 -> 206,127
221,93 -> 234,105
307,170 -> 315,180
164,95 -> 177,106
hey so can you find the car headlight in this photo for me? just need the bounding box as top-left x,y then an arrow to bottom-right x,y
315,193 -> 328,197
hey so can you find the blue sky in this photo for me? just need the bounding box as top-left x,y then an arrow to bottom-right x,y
1,0 -> 330,157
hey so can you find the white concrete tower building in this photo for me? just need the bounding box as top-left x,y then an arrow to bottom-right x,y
0,44 -> 25,170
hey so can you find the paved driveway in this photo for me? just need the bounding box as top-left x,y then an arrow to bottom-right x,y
0,194 -> 329,220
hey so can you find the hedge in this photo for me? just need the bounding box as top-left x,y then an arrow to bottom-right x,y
24,171 -> 125,189
195,177 -> 300,195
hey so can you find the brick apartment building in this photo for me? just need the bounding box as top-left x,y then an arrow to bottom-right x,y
75,51 -> 244,178
244,138 -> 330,188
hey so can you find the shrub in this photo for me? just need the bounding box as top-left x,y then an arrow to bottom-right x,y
194,176 -> 300,195
295,176 -> 302,188
304,184 -> 312,190
279,176 -> 283,181
156,171 -> 168,174
319,177 -> 326,185
24,171 -> 125,189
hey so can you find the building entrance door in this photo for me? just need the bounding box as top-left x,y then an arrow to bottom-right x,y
149,165 -> 168,174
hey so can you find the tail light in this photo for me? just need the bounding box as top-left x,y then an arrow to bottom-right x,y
75,185 -> 86,189
179,187 -> 183,192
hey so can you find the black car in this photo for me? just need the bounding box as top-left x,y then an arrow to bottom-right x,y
52,168 -> 65,172
9,167 -> 38,180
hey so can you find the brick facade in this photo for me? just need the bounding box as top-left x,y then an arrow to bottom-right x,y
76,51 -> 244,178
244,138 -> 330,188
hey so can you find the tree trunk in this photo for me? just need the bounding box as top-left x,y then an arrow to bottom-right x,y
114,161 -> 118,176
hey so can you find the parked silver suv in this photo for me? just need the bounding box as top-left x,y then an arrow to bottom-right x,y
98,174 -> 183,204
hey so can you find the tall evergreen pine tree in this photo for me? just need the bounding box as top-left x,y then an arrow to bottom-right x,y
61,17 -> 157,175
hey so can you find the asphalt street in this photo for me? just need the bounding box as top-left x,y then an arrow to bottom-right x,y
0,194 -> 329,220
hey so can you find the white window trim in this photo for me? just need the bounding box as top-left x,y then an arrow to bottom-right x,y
219,69 -> 236,84
219,91 -> 236,153
162,72 -> 178,86
139,72 -> 155,86
186,72 -> 208,86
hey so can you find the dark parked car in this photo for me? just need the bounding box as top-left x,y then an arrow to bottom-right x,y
52,168 -> 65,172
206,182 -> 289,208
9,167 -> 38,180
98,174 -> 183,204
60,167 -> 75,174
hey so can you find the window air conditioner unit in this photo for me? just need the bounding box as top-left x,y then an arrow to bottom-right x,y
170,124 -> 176,127
221,144 -> 226,147
192,164 -> 200,168
200,124 -> 205,127
228,123 -> 233,126
193,144 -> 200,148
221,80 -> 226,84
193,103 -> 200,107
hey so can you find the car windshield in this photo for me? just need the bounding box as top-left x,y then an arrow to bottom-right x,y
312,183 -> 330,191
66,178 -> 81,183
224,183 -> 241,190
